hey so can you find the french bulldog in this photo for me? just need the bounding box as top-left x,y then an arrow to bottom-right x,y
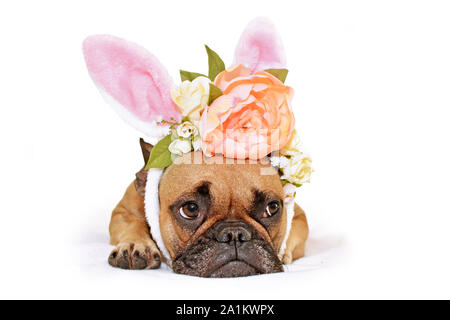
83,18 -> 310,277
107,139 -> 308,277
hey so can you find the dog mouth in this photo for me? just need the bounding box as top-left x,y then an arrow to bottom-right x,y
209,260 -> 259,278
172,226 -> 284,278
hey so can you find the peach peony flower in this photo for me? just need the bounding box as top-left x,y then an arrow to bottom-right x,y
200,64 -> 295,160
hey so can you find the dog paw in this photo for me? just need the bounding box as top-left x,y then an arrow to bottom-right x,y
108,242 -> 161,270
280,252 -> 293,265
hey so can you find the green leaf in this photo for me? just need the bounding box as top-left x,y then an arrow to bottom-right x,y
208,83 -> 223,105
145,134 -> 173,169
281,180 -> 302,188
205,45 -> 225,81
265,68 -> 289,83
180,70 -> 207,82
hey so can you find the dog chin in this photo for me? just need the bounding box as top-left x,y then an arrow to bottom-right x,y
209,260 -> 259,278
172,236 -> 284,278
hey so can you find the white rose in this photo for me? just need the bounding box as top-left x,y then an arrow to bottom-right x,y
192,136 -> 201,151
176,121 -> 199,138
170,76 -> 211,122
283,183 -> 297,202
270,156 -> 281,168
281,153 -> 313,186
270,155 -> 290,169
281,130 -> 303,157
168,139 -> 192,156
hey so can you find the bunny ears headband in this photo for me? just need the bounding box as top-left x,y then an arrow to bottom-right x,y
83,18 -> 312,264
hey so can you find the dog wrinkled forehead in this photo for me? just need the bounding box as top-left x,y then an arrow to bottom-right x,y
159,152 -> 284,206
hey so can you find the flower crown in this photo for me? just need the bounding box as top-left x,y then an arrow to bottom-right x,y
83,18 -> 312,197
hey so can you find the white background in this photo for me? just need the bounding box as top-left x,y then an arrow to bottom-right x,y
0,0 -> 449,299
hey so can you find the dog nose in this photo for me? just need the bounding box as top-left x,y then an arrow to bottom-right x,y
215,221 -> 252,243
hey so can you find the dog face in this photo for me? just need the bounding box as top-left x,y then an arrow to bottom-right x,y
158,152 -> 286,277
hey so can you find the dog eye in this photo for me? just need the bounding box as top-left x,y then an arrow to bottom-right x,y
179,202 -> 199,219
264,201 -> 280,218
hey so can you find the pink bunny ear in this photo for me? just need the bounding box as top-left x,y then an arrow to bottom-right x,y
234,18 -> 286,73
83,35 -> 181,141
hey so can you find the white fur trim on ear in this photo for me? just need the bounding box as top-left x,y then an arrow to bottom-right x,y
98,87 -> 170,145
279,199 -> 295,257
144,168 -> 172,267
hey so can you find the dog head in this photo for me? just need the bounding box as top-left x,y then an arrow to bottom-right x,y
84,19 -> 299,277
155,152 -> 285,277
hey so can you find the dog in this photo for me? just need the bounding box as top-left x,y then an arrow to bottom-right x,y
83,18 -> 310,277
107,139 -> 308,277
